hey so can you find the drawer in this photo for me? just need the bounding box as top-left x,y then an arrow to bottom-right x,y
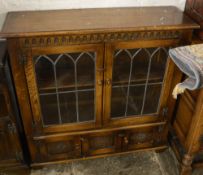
32,125 -> 165,163
81,131 -> 121,157
33,131 -> 121,163
34,135 -> 81,162
121,126 -> 164,151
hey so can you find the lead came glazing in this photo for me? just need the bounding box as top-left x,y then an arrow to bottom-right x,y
111,47 -> 168,118
34,52 -> 96,126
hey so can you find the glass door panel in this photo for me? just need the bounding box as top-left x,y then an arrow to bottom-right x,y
112,50 -> 131,87
29,44 -> 103,130
111,87 -> 127,118
59,93 -> 77,123
35,56 -> 55,93
148,48 -> 168,83
127,85 -> 145,116
131,49 -> 149,85
39,94 -> 59,125
108,45 -> 169,121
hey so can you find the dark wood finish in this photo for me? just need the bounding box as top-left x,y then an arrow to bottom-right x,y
0,41 -> 29,173
103,39 -> 179,127
24,44 -> 104,134
1,6 -> 198,38
81,131 -> 121,156
0,7 -> 198,166
34,135 -> 81,162
169,38 -> 203,175
185,0 -> 203,40
32,124 -> 166,166
170,89 -> 203,175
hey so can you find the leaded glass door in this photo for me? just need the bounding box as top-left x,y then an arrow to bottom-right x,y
24,44 -> 103,134
103,40 -> 177,126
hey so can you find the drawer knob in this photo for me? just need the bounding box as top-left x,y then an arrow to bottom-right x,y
124,136 -> 129,144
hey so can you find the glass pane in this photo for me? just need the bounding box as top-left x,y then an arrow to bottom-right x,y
35,56 -> 55,93
143,84 -> 162,114
56,55 -> 75,91
40,94 -> 59,125
149,48 -> 168,83
131,49 -> 149,85
59,93 -> 77,123
111,87 -> 127,118
112,50 -> 131,86
110,47 -> 168,119
34,51 -> 96,126
78,90 -> 94,122
127,85 -> 145,116
77,53 -> 95,90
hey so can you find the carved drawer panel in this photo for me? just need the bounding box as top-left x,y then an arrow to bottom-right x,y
121,126 -> 164,151
81,131 -> 121,157
34,135 -> 81,162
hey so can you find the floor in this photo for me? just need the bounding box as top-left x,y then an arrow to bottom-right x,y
31,149 -> 203,175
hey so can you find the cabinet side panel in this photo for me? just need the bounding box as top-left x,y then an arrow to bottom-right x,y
7,39 -> 37,162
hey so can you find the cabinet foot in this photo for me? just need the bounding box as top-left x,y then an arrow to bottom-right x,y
179,154 -> 193,175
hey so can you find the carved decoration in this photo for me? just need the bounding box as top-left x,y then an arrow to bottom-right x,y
90,135 -> 114,149
131,132 -> 152,144
19,30 -> 182,48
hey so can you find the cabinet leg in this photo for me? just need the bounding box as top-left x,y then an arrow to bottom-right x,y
179,154 -> 193,175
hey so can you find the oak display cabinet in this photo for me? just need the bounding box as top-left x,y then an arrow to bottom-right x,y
0,6 -> 199,167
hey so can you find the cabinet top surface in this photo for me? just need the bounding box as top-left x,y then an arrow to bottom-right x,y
0,6 -> 199,38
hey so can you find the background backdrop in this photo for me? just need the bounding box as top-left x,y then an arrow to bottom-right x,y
0,0 -> 186,30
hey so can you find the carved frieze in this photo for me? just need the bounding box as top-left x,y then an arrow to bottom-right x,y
19,30 -> 182,48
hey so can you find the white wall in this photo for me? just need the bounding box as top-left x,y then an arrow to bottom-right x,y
0,0 -> 186,30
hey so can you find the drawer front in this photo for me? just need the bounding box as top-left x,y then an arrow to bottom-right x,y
32,125 -> 165,163
33,132 -> 120,163
121,126 -> 165,151
81,131 -> 121,157
34,135 -> 81,162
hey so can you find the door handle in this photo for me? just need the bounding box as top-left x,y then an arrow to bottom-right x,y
124,136 -> 129,144
97,80 -> 103,86
106,79 -> 112,85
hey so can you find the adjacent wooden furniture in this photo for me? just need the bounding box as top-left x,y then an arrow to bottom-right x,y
0,6 -> 199,167
169,37 -> 203,175
0,41 -> 29,173
185,0 -> 203,39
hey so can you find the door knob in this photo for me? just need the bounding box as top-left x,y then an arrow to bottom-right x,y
97,80 -> 103,86
124,136 -> 129,144
106,79 -> 112,85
